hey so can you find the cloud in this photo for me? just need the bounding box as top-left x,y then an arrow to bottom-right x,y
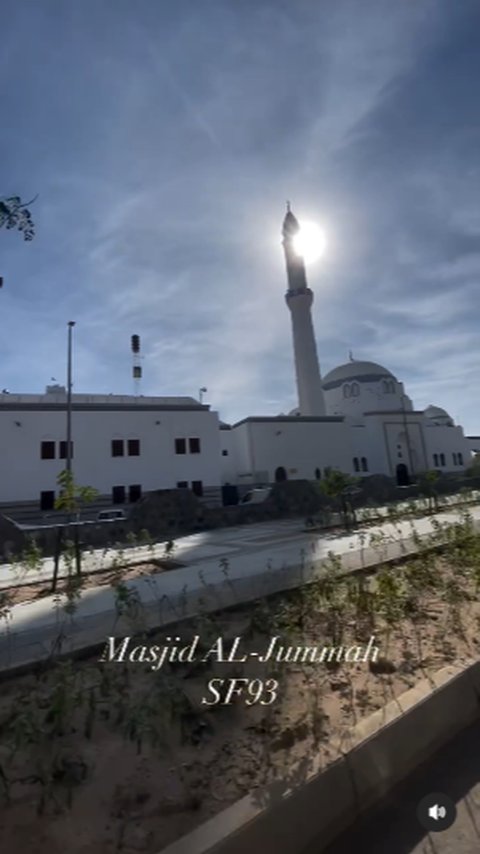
0,0 -> 479,435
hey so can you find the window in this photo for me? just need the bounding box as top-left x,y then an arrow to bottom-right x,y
452,452 -> 457,465
191,480 -> 203,496
361,457 -> 368,472
127,439 -> 140,456
177,481 -> 188,488
175,438 -> 186,454
458,452 -> 464,466
351,382 -> 359,397
129,484 -> 142,503
112,485 -> 126,504
433,453 -> 439,466
41,441 -> 55,460
222,449 -> 228,456
59,441 -> 74,459
440,453 -> 445,466
40,490 -> 55,510
353,457 -> 360,472
111,439 -> 124,457
315,467 -> 321,480
189,437 -> 201,453
343,384 -> 351,399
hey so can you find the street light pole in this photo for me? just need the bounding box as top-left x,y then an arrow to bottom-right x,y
66,321 -> 75,476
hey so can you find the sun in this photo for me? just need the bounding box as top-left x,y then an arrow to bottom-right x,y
292,220 -> 326,264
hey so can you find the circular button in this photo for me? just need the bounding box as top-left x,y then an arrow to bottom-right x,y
417,792 -> 457,832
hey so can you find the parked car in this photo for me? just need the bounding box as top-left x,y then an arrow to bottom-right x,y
96,509 -> 127,522
240,487 -> 272,505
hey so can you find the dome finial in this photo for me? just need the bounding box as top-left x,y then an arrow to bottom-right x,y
286,199 -> 291,213
349,349 -> 354,362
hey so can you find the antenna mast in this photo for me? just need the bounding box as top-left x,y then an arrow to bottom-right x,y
131,334 -> 142,396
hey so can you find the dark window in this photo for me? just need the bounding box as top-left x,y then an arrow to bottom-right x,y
40,490 -> 55,510
189,437 -> 201,453
128,439 -> 140,456
177,481 -> 188,488
129,484 -> 142,503
41,441 -> 55,460
112,485 -> 126,504
353,457 -> 360,472
458,452 -> 464,466
433,453 -> 439,466
191,480 -> 203,496
440,453 -> 445,466
452,452 -> 457,465
175,438 -> 186,454
361,457 -> 368,472
59,441 -> 74,459
222,449 -> 228,456
112,439 -> 124,457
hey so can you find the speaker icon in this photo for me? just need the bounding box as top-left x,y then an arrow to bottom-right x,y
428,804 -> 447,821
418,793 -> 456,831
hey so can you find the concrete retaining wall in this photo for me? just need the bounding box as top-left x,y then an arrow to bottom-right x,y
159,660 -> 480,854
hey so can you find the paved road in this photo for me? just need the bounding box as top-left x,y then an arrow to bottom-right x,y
321,721 -> 480,854
1,501 -> 479,590
1,503 -> 479,673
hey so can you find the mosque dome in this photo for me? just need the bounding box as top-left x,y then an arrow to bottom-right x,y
424,405 -> 453,425
323,361 -> 396,391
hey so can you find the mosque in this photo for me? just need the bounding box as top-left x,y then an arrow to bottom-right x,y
0,206 -> 474,514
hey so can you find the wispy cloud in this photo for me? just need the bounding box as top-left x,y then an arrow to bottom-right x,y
0,0 -> 479,433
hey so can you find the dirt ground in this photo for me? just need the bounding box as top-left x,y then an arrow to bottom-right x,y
0,542 -> 479,854
2,558 -> 185,607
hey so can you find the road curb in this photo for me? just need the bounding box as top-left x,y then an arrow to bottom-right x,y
158,659 -> 480,854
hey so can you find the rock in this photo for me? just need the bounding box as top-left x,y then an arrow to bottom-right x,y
369,657 -> 397,674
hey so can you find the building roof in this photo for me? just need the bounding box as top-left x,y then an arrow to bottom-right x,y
323,360 -> 395,391
0,392 -> 210,412
232,415 -> 344,427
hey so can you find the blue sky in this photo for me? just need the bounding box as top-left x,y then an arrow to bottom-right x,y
1,0 -> 479,432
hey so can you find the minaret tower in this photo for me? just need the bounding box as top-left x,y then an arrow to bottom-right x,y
282,202 -> 326,416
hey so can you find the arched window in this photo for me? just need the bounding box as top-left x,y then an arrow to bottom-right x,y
452,452 -> 457,465
353,457 -> 360,472
275,466 -> 288,482
388,381 -> 395,393
351,382 -> 359,397
361,457 -> 368,472
382,380 -> 389,393
458,452 -> 463,466
440,453 -> 445,466
433,453 -> 439,466
315,467 -> 321,480
343,384 -> 351,398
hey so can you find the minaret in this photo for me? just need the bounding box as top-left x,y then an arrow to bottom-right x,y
282,203 -> 326,416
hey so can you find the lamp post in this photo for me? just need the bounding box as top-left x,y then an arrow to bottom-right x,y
66,321 -> 76,475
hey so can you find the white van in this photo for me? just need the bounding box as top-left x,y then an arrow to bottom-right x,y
96,509 -> 127,522
240,487 -> 272,505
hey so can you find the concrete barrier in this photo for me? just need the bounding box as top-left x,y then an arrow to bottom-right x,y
159,660 -> 480,854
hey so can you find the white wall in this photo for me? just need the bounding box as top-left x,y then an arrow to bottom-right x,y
0,405 -> 222,504
324,378 -> 411,417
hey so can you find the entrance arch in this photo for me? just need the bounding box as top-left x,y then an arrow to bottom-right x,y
396,463 -> 410,486
275,466 -> 288,482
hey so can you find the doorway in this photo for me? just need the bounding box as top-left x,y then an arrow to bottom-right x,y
396,463 -> 410,486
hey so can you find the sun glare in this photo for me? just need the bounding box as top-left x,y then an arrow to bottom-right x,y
293,221 -> 327,264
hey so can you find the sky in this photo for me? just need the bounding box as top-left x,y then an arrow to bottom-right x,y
1,0 -> 479,432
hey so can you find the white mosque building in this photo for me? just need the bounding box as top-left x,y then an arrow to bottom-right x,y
0,206 -> 474,514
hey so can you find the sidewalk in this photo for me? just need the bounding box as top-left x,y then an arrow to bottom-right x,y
1,504 -> 479,675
